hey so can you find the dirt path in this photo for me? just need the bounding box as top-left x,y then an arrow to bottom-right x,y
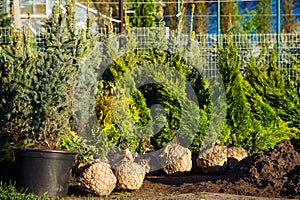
123,192 -> 297,200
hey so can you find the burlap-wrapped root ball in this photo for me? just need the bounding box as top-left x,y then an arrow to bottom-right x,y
160,144 -> 192,175
113,160 -> 146,190
110,148 -> 146,191
79,162 -> 117,196
196,141 -> 227,174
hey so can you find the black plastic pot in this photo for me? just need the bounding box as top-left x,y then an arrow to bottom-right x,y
14,148 -> 76,197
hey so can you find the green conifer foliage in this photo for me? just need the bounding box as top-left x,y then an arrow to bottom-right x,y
165,0 -> 177,30
130,0 -> 156,27
94,71 -> 153,153
93,31 -> 153,153
31,0 -> 95,148
0,0 -> 96,152
94,27 -> 207,153
218,38 -> 298,152
244,75 -> 295,151
220,1 -> 239,34
245,49 -> 300,133
194,2 -> 209,34
217,39 -> 255,150
0,0 -> 10,28
254,0 -> 272,34
0,27 -> 36,152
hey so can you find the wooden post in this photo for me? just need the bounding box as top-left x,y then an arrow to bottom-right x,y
119,0 -> 123,34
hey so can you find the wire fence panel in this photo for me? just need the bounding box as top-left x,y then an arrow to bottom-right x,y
280,33 -> 300,79
0,28 -> 10,44
0,27 -> 51,47
1,27 -> 299,79
130,28 -> 300,79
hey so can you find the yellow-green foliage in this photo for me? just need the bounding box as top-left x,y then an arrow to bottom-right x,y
93,27 -> 209,154
218,37 -> 299,152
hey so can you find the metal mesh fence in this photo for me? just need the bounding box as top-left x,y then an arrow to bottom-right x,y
0,27 -> 51,47
0,28 -> 10,44
194,33 -> 300,78
1,27 -> 299,79
124,28 -> 300,79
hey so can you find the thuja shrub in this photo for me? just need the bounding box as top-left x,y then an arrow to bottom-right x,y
91,7 -> 211,154
91,31 -> 151,153
94,28 -> 210,154
218,37 -> 298,152
94,31 -> 299,154
137,48 -> 208,150
245,48 -> 299,150
217,39 -> 258,151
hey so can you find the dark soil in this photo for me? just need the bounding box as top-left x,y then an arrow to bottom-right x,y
112,140 -> 300,199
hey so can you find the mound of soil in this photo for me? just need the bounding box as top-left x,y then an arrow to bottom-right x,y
230,140 -> 300,190
281,165 -> 300,196
125,140 -> 300,199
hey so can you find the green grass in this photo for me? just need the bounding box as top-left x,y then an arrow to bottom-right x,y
0,181 -> 47,200
0,181 -> 207,200
0,181 -> 138,200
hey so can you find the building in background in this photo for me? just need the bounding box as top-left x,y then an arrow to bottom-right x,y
6,0 -> 99,31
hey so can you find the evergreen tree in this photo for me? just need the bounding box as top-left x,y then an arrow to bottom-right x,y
94,0 -> 111,29
239,9 -> 257,34
0,0 -> 10,28
130,0 -> 156,27
254,0 -> 272,33
94,31 -> 153,153
217,38 -> 254,149
88,0 -> 118,30
94,26 -> 205,153
194,1 -> 209,34
32,0 -> 96,148
217,38 -> 296,152
220,0 -> 239,34
0,27 -> 36,152
0,0 -> 96,151
282,0 -> 296,33
165,0 -> 177,30
245,49 -> 300,133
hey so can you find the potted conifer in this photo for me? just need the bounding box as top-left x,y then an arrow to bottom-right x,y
0,0 -> 95,197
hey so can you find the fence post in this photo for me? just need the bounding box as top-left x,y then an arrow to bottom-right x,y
277,0 -> 281,69
217,0 -> 221,47
119,0 -> 123,34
